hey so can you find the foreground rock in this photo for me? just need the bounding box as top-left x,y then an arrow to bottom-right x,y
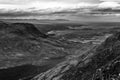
32,32 -> 120,80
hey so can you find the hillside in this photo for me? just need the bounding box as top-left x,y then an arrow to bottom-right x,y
32,32 -> 120,80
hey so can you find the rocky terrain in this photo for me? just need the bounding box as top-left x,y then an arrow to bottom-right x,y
32,33 -> 120,80
0,21 -> 120,80
32,32 -> 120,80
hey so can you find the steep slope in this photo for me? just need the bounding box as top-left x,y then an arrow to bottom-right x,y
32,32 -> 120,80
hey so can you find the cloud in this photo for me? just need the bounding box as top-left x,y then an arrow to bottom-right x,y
0,0 -> 119,10
98,1 -> 120,8
0,0 -> 100,4
0,0 -> 98,10
0,0 -> 31,4
0,0 -> 120,20
100,0 -> 120,2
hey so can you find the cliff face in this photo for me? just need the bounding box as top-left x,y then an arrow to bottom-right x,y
32,32 -> 120,80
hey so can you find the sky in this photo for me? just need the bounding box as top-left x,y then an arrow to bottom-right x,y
0,0 -> 119,8
0,0 -> 99,9
0,0 -> 120,22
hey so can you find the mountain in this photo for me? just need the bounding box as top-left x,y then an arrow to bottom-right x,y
0,21 -> 120,80
32,32 -> 120,80
0,21 -> 69,69
0,21 -> 87,80
10,23 -> 48,38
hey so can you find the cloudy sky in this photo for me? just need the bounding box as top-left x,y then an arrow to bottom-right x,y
0,0 -> 120,22
0,0 -> 119,8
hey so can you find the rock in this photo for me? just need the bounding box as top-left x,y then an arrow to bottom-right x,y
32,32 -> 120,80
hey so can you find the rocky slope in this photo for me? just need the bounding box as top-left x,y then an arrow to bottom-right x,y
32,32 -> 120,80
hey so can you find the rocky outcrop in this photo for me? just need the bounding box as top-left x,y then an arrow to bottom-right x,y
32,32 -> 120,80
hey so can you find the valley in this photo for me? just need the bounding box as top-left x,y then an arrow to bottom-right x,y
0,20 -> 119,80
